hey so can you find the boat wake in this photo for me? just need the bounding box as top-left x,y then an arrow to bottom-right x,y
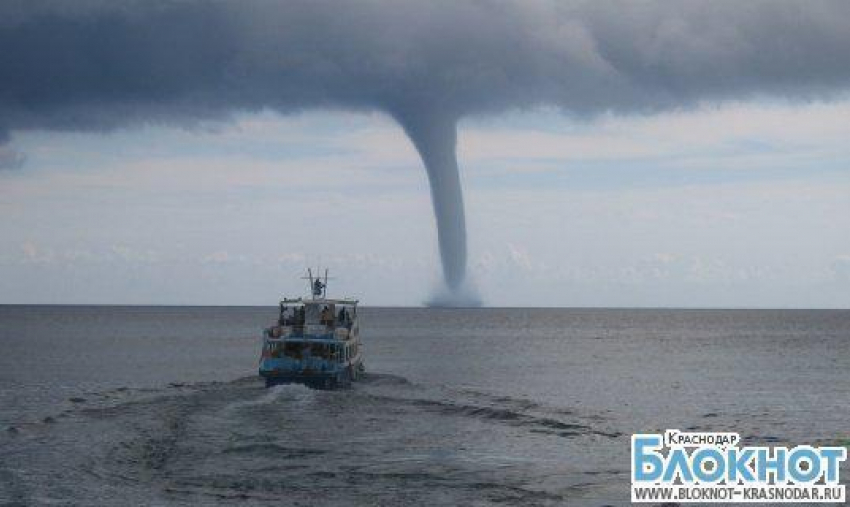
1,374 -> 628,506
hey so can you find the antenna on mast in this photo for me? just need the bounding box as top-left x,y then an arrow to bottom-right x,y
324,268 -> 329,298
301,267 -> 334,299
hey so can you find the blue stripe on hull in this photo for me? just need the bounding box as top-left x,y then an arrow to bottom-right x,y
259,363 -> 361,390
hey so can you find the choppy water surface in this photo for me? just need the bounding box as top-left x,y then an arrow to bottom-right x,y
1,307 -> 849,506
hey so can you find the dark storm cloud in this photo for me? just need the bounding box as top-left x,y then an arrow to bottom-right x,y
3,0 -> 849,135
2,0 -> 849,294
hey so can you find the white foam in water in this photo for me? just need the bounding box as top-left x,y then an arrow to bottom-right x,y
224,383 -> 315,412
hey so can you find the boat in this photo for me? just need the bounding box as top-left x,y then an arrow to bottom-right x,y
258,269 -> 364,389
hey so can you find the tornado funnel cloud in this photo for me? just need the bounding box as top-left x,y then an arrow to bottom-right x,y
2,1 -> 850,303
395,112 -> 467,291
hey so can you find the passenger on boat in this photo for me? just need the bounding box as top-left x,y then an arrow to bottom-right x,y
320,305 -> 332,325
280,307 -> 293,326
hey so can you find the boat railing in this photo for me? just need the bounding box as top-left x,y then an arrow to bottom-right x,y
267,322 -> 355,340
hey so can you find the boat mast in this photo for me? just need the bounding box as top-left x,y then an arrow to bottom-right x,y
302,268 -> 329,300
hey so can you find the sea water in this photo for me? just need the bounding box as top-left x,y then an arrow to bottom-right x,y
1,306 -> 848,505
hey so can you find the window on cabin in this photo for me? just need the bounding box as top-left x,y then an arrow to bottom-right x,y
311,342 -> 331,359
284,342 -> 304,359
305,304 -> 322,325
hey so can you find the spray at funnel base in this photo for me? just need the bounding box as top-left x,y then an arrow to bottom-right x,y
394,111 -> 478,305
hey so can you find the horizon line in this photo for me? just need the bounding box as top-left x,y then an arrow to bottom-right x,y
1,303 -> 847,311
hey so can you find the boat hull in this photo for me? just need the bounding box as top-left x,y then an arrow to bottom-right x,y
259,361 -> 364,390
262,372 -> 341,389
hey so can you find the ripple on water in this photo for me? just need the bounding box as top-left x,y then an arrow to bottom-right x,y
0,375 -> 636,506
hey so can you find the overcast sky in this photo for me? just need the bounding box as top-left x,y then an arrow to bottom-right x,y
2,100 -> 849,307
1,1 -> 849,307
